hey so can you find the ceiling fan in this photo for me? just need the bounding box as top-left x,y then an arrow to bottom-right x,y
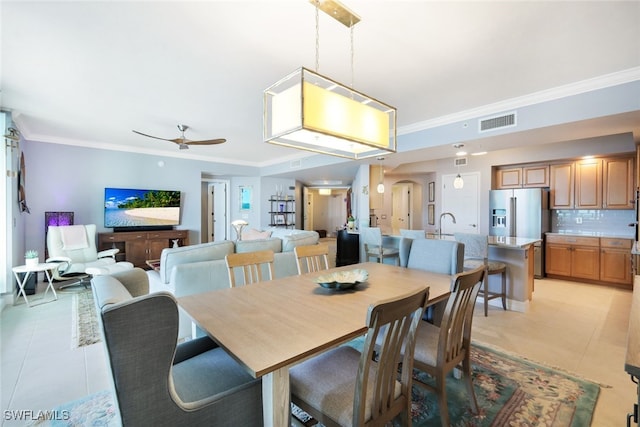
132,124 -> 226,150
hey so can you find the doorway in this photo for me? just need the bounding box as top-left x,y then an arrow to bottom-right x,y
441,172 -> 480,234
207,180 -> 230,242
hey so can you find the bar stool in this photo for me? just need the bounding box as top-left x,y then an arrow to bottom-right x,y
454,233 -> 507,316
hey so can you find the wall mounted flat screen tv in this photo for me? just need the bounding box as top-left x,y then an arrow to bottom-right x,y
104,187 -> 181,231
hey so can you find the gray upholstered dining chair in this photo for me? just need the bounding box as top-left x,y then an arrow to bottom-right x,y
454,232 -> 507,316
361,227 -> 400,265
93,272 -> 264,426
412,266 -> 485,427
294,243 -> 330,274
399,228 -> 426,239
225,249 -> 275,287
289,287 -> 429,426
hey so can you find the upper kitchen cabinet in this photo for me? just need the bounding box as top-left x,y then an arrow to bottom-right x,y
574,159 -> 602,209
495,165 -> 549,189
550,163 -> 574,209
603,157 -> 634,209
550,155 -> 634,209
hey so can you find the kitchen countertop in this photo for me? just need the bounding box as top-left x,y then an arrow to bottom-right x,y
546,231 -> 635,239
421,233 -> 540,249
488,236 -> 541,249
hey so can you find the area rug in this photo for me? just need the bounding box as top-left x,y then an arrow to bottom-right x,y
28,390 -> 118,427
71,288 -> 101,348
294,340 -> 600,427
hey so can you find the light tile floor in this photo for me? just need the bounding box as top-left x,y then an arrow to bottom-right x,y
1,275 -> 637,426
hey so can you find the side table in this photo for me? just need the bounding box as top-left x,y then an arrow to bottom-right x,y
12,262 -> 59,307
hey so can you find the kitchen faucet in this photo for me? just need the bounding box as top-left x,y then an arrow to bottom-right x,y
438,212 -> 456,238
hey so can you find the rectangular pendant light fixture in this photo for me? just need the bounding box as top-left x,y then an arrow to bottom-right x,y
264,67 -> 397,160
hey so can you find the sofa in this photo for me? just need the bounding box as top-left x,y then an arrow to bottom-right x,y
147,228 -> 319,340
91,269 -> 263,426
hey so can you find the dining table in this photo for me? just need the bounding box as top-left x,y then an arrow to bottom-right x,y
178,261 -> 454,427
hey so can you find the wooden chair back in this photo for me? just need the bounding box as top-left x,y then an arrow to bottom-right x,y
438,266 -> 485,371
294,244 -> 330,274
354,287 -> 429,426
225,250 -> 275,287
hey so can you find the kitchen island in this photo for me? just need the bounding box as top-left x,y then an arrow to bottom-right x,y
360,231 -> 540,312
421,234 -> 540,312
487,236 -> 540,312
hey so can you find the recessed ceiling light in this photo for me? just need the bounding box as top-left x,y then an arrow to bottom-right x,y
471,151 -> 487,156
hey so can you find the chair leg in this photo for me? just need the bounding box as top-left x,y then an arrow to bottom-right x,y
501,270 -> 507,310
435,372 -> 449,427
462,356 -> 479,414
483,275 -> 489,317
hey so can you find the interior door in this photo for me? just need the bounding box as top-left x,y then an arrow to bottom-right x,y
303,188 -> 314,231
208,181 -> 229,242
391,183 -> 412,234
441,172 -> 479,234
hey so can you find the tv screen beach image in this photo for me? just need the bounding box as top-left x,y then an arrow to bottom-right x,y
104,188 -> 181,227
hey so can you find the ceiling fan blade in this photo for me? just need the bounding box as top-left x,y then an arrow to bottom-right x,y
184,139 -> 227,145
132,130 -> 174,142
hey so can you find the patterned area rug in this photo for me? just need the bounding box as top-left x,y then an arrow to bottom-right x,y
71,288 -> 101,348
294,340 -> 600,427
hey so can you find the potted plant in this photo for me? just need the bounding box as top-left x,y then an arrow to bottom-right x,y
347,215 -> 356,231
25,250 -> 39,267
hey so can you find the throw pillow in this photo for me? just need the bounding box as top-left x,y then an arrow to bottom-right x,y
241,228 -> 273,241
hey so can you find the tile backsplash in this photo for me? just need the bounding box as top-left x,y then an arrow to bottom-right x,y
552,209 -> 635,237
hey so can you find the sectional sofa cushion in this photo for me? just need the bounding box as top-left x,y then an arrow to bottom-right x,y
280,231 -> 320,252
235,237 -> 282,254
159,240 -> 235,284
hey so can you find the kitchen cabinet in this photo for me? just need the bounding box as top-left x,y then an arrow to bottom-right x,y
600,238 -> 633,286
549,156 -> 633,209
546,234 -> 633,287
603,157 -> 634,209
574,159 -> 602,209
550,163 -> 574,209
545,235 -> 599,281
495,165 -> 549,189
98,229 -> 189,268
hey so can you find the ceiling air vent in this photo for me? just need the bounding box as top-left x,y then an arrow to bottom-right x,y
479,112 -> 517,133
454,157 -> 468,167
290,159 -> 302,168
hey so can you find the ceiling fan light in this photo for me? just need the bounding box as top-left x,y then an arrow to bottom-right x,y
453,174 -> 464,189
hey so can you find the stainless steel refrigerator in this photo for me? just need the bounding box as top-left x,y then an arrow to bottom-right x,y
489,188 -> 550,278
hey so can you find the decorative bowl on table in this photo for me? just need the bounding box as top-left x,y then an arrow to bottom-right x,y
314,269 -> 368,290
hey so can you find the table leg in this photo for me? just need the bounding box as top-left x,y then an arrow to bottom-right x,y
262,366 -> 290,427
43,269 -> 58,301
13,271 -> 31,307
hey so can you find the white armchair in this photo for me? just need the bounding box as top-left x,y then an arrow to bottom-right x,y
46,224 -> 133,287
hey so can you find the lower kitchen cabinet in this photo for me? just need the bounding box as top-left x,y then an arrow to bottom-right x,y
546,234 -> 632,288
600,238 -> 633,286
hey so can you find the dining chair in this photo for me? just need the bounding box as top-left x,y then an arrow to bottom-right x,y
294,243 -> 330,274
399,228 -> 426,239
225,249 -> 275,287
454,232 -> 507,316
290,286 -> 429,427
361,227 -> 400,266
412,265 -> 485,427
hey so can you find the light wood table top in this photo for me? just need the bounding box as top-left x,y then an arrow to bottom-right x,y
179,262 -> 453,427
